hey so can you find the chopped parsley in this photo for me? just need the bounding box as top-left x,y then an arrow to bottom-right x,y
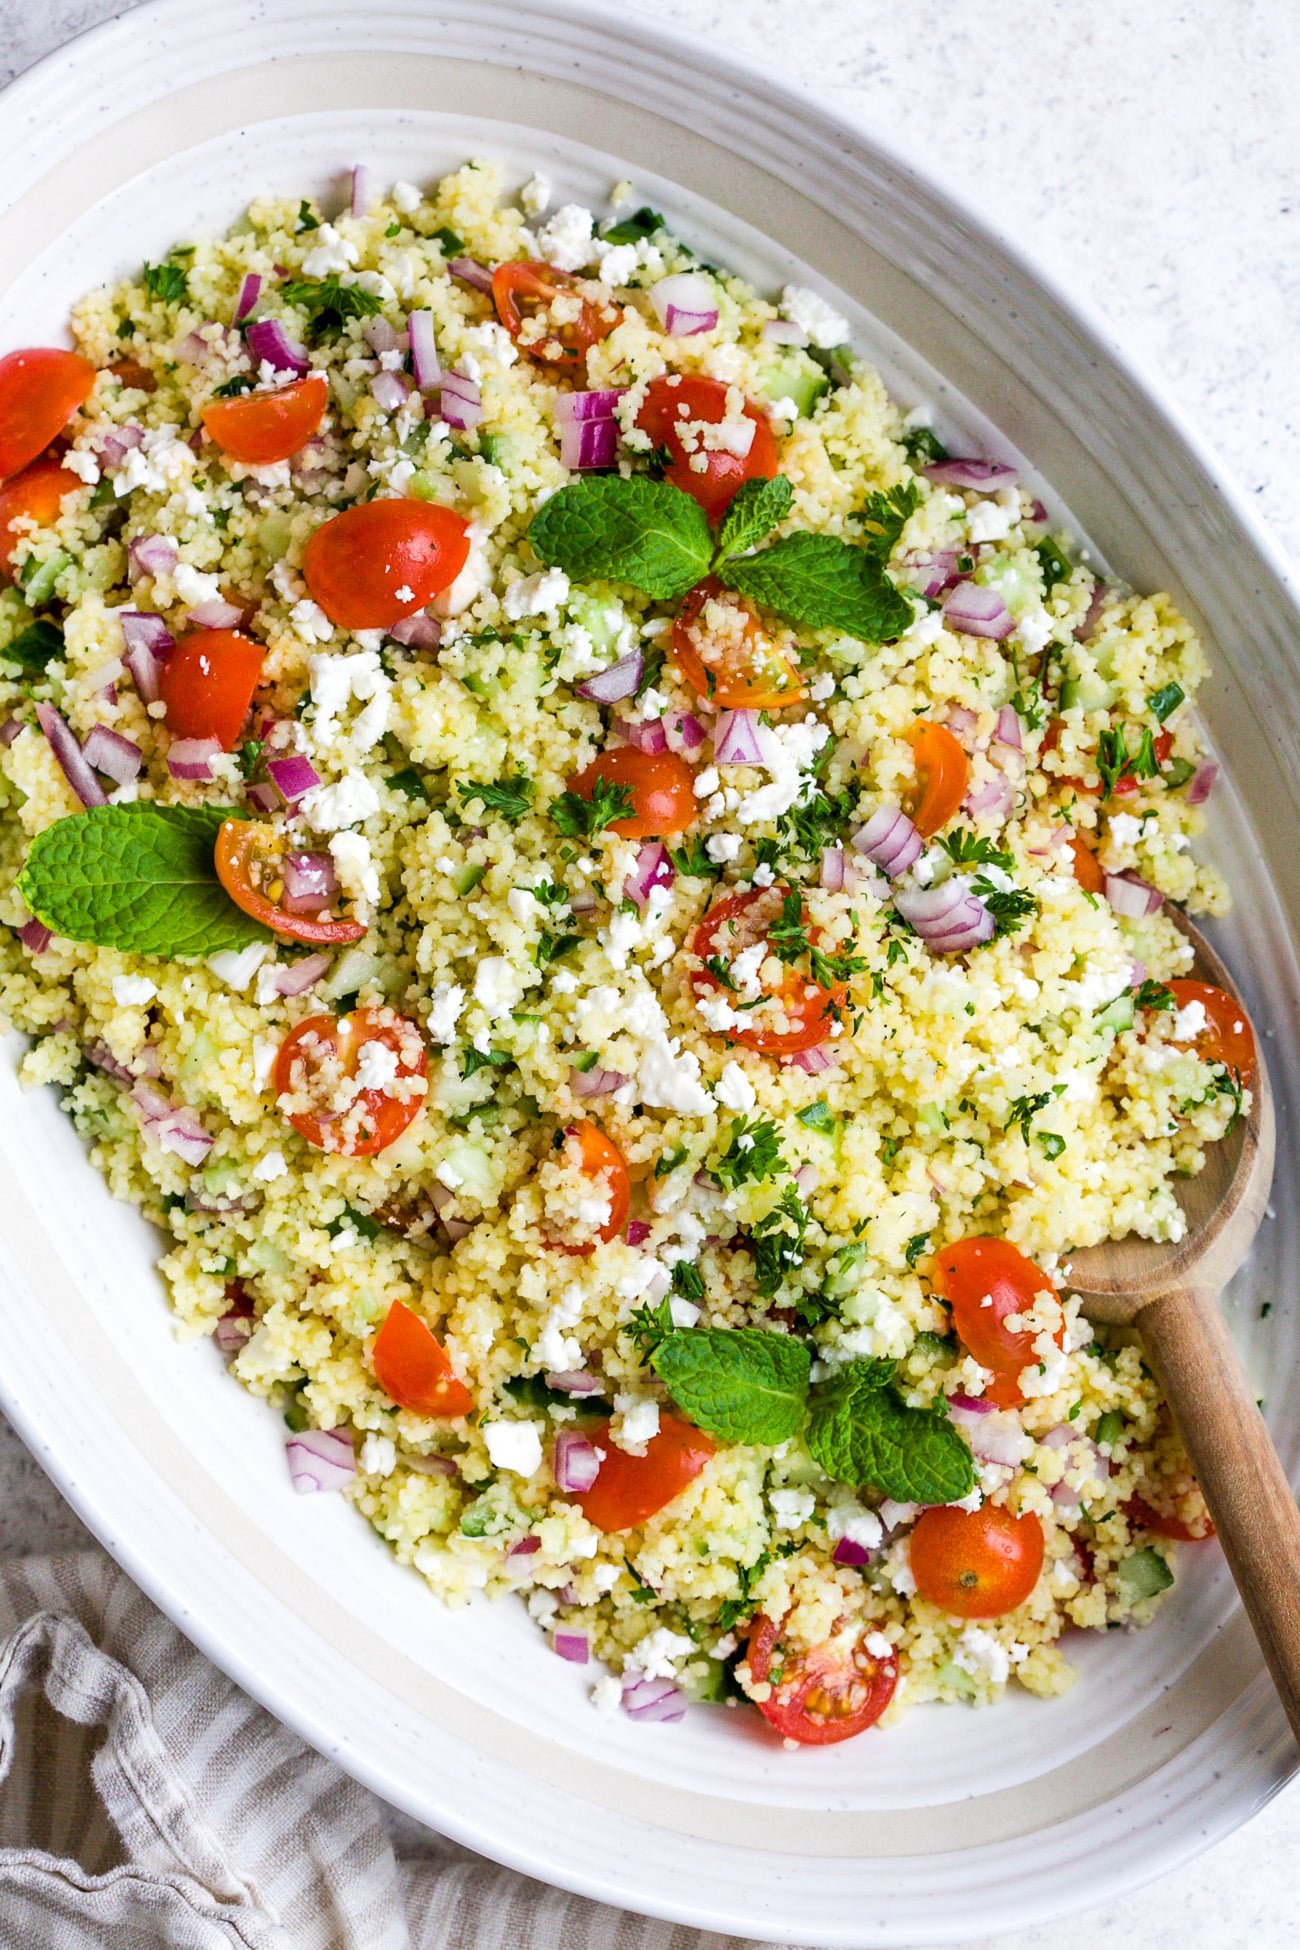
902,424 -> 947,467
601,204 -> 665,245
1096,724 -> 1160,798
236,739 -> 264,781
1148,681 -> 1185,724
768,889 -> 867,990
937,829 -> 1014,873
654,1143 -> 689,1179
671,1259 -> 705,1302
713,1116 -> 786,1190
1037,1131 -> 1067,1160
1006,1087 -> 1064,1142
535,929 -> 580,969
669,837 -> 722,879
972,878 -> 1037,936
858,479 -> 920,561
456,774 -> 534,824
904,1231 -> 931,1268
142,259 -> 189,304
796,1098 -> 836,1134
626,1295 -> 675,1355
1035,536 -> 1072,592
1135,978 -> 1175,1012
750,1187 -> 811,1296
280,275 -> 384,339
432,225 -> 465,255
462,1047 -> 515,1078
549,777 -> 635,837
328,1205 -> 382,1242
296,200 -> 321,232
213,373 -> 257,398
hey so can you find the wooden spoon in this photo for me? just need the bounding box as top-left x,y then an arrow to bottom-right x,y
1066,912 -> 1300,1740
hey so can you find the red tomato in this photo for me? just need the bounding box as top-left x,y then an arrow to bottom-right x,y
158,629 -> 264,751
690,886 -> 844,1055
547,1122 -> 631,1256
910,1504 -> 1045,1618
1165,979 -> 1256,1083
302,499 -> 470,631
1124,1493 -> 1215,1543
573,1413 -> 716,1532
635,375 -> 779,522
214,820 -> 366,945
744,1613 -> 898,1745
932,1237 -> 1062,1410
566,746 -> 696,838
372,1299 -> 473,1418
108,359 -> 157,394
671,577 -> 804,709
908,721 -> 969,837
492,260 -> 619,366
0,348 -> 96,479
273,1007 -> 427,1157
1067,830 -> 1106,894
202,373 -> 328,465
0,454 -> 78,580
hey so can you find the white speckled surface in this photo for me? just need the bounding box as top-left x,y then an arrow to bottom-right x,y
1,2 -> 1298,1942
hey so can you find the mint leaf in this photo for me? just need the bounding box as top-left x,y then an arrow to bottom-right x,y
3,619 -> 64,672
601,205 -> 665,245
805,1360 -> 975,1504
713,476 -> 794,568
651,1327 -> 810,1444
727,532 -> 913,642
529,476 -> 713,601
18,804 -> 270,956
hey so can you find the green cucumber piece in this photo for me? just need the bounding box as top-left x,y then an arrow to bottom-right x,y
1118,1546 -> 1174,1603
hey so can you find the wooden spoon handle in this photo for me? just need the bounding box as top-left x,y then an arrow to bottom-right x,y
1139,1284 -> 1300,1743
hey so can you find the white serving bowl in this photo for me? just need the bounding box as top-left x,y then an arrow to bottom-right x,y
0,3 -> 1296,1941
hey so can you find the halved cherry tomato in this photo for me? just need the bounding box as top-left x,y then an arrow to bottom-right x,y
547,1122 -> 631,1256
1067,830 -> 1106,894
372,1298 -> 473,1418
932,1237 -> 1063,1410
492,260 -> 618,367
744,1613 -> 898,1745
635,375 -> 779,522
910,1504 -> 1045,1618
1165,978 -> 1256,1084
214,820 -> 366,945
572,1412 -> 716,1532
566,746 -> 696,838
202,372 -> 328,465
690,886 -> 844,1056
158,629 -> 264,750
671,576 -> 804,709
907,720 -> 969,837
0,455 -> 78,580
108,359 -> 157,394
1124,1493 -> 1214,1542
0,348 -> 96,479
302,499 -> 470,631
273,1007 -> 427,1157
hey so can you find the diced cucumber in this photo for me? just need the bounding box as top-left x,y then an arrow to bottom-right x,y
247,1236 -> 292,1275
478,430 -> 516,471
568,591 -> 625,655
936,1659 -> 980,1701
322,948 -> 385,1002
1059,672 -> 1116,714
179,1028 -> 218,1094
977,553 -> 1038,613
1163,757 -> 1195,789
438,1136 -> 501,1205
21,552 -> 73,606
1094,994 -> 1135,1036
915,1101 -> 947,1134
757,351 -> 829,420
1117,1546 -> 1174,1603
451,862 -> 486,896
1094,1409 -> 1125,1449
256,512 -> 293,559
199,1154 -> 244,1200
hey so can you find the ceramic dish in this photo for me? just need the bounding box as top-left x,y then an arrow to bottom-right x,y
0,3 -> 1297,1942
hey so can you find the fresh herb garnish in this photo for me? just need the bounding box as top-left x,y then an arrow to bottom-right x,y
280,275 -> 384,339
654,1143 -> 689,1179
650,1327 -> 811,1445
386,766 -> 428,800
1135,978 -> 1175,1012
535,929 -> 580,969
1096,724 -> 1161,798
858,479 -> 920,561
3,618 -> 64,672
750,1187 -> 810,1297
712,476 -> 794,569
456,774 -> 534,824
972,878 -> 1037,936
432,226 -> 465,255
1148,682 -> 1185,724
669,837 -> 722,879
462,1047 -> 515,1078
548,777 -> 635,837
670,1259 -> 705,1302
713,1115 -> 786,1189
904,1231 -> 931,1268
1006,1087 -> 1063,1142
142,259 -> 189,304
804,1359 -> 975,1504
768,888 -> 866,990
902,424 -> 947,466
328,1205 -> 382,1242
213,373 -> 257,398
601,205 -> 665,245
938,828 -> 1015,873
1035,536 -> 1072,592
796,1098 -> 836,1134
296,200 -> 321,232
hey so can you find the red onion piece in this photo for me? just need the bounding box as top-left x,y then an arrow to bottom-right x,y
388,610 -> 440,649
895,881 -> 995,952
406,1452 -> 459,1477
616,715 -> 669,755
945,704 -> 979,742
903,549 -> 962,598
665,709 -> 706,753
852,805 -> 922,880
943,583 -> 1015,640
407,308 -> 440,391
714,708 -> 764,766
85,1040 -> 135,1084
131,1082 -> 214,1164
926,457 -> 1018,490
187,597 -> 247,630
1104,870 -> 1163,918
266,754 -> 321,804
439,368 -> 482,432
85,657 -> 125,698
553,1630 -> 590,1665
350,163 -> 371,218
128,533 -> 178,579
120,611 -> 174,704
621,1673 -> 687,1723
793,1161 -> 819,1197
99,423 -> 143,467
787,1042 -> 840,1075
568,888 -> 599,916
553,1429 -> 602,1494
963,769 -> 1015,823
544,1369 -> 606,1396
448,256 -> 494,293
624,839 -> 674,911
1186,759 -> 1219,805
625,1219 -> 652,1247
234,273 -> 263,324
831,1537 -> 872,1568
281,851 -> 337,914
214,1313 -> 254,1356
245,317 -> 310,378
947,1391 -> 994,1414
18,917 -> 52,954
247,781 -> 279,816
286,1426 -> 355,1494
576,649 -> 643,703
83,724 -> 143,785
0,717 -> 22,747
174,330 -> 214,368
1075,582 -> 1108,642
570,1063 -> 629,1097
558,389 -> 625,423
820,844 -> 846,893
762,318 -> 808,345
270,952 -> 332,997
995,704 -> 1023,751
649,272 -> 719,337
35,703 -> 107,808
167,736 -> 221,782
371,370 -> 410,415
506,1534 -> 542,1562
950,1402 -> 1032,1466
363,316 -> 402,356
559,416 -> 619,471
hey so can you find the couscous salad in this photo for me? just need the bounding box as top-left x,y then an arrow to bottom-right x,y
0,162 -> 1253,1743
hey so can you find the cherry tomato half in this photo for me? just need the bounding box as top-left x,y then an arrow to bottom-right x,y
635,375 -> 779,522
671,576 -> 804,709
202,373 -> 328,465
0,454 -> 78,580
1124,1493 -> 1214,1543
546,1122 -> 631,1256
572,1412 -> 716,1532
744,1613 -> 898,1745
492,260 -> 618,367
0,348 -> 96,479
273,1007 -> 427,1157
303,499 -> 470,631
910,1504 -> 1045,1618
908,720 -> 969,838
566,746 -> 696,838
690,886 -> 844,1055
214,820 -> 366,945
372,1299 -> 473,1418
932,1236 -> 1062,1410
1165,979 -> 1256,1084
158,629 -> 264,751
1067,830 -> 1106,894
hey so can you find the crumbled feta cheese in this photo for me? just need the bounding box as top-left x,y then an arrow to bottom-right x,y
1107,811 -> 1143,850
251,1150 -> 288,1183
301,223 -> 358,278
953,1624 -> 1011,1686
826,1498 -> 884,1550
503,567 -> 570,619
693,766 -> 720,799
705,832 -> 742,864
328,830 -> 380,909
593,241 -> 638,287
359,1432 -> 397,1476
474,955 -> 525,1018
779,283 -> 849,348
613,1393 -> 661,1451
391,180 -> 422,213
636,1033 -> 712,1117
426,982 -> 466,1043
308,649 -> 392,752
111,974 -> 157,1006
736,716 -> 830,825
550,968 -> 579,994
769,1486 -> 816,1530
1171,998 -> 1208,1041
535,203 -> 596,271
301,770 -> 380,832
483,1421 -> 544,1476
251,1035 -> 278,1089
521,173 -> 552,216
62,447 -> 100,485
966,499 -> 1013,543
590,1672 -> 623,1716
1016,607 -> 1054,657
171,561 -> 223,608
629,1626 -> 695,1680
290,598 -> 334,644
809,671 -> 836,702
354,1039 -> 399,1091
714,1060 -> 756,1114
205,943 -> 268,992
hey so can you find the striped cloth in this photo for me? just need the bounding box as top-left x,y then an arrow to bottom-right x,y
0,1551 -> 797,1949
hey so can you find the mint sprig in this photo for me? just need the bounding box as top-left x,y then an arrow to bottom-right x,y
726,532 -> 913,641
712,475 -> 793,568
18,804 -> 270,956
651,1327 -> 809,1444
530,475 -> 713,600
805,1360 -> 975,1504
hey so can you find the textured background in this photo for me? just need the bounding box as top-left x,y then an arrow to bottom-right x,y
1,1 -> 1298,1943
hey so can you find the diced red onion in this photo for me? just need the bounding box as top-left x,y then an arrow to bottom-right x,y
665,709 -> 706,753
624,839 -> 674,911
167,736 -> 221,781
173,330 -> 214,368
553,1429 -> 602,1494
1130,959 -> 1149,989
1075,582 -> 1108,642
234,273 -> 263,324
621,1673 -> 686,1723
820,844 -> 846,893
18,917 -> 52,954
363,316 -> 402,356
286,1426 -> 355,1494
427,1179 -> 475,1243
281,851 -> 337,914
943,583 -> 1015,640
246,317 -> 310,378
187,597 -> 248,630
371,370 -> 410,414
128,533 -> 178,579
649,272 -> 719,337
995,704 -> 1023,751
35,702 -> 107,807
439,367 -> 482,431
506,1534 -> 542,1562
626,1219 -> 652,1247
268,952 -> 331,997
793,1161 -> 819,1197
560,416 -> 619,471
903,549 -> 962,598
832,1537 -> 872,1568
350,163 -> 371,218
568,888 -> 599,916
762,318 -> 808,346
99,423 -> 143,467
951,1403 -> 1033,1467
214,1313 -> 254,1355
83,724 -> 143,785
852,805 -> 922,880
85,657 -> 125,698
788,1043 -> 840,1075
85,1040 -> 135,1083
247,782 -> 279,816
616,714 -> 669,755
544,1369 -> 606,1396
553,1630 -> 590,1665
895,881 -> 995,952
0,717 -> 22,747
407,308 -> 440,391
945,704 -> 979,743
713,708 -> 764,765
406,1451 -> 459,1477
266,754 -> 321,804
120,612 -> 174,704
1186,759 -> 1219,805
926,457 -> 1018,490
947,1392 -> 993,1415
131,1082 -> 214,1164
388,610 -> 440,649
1104,870 -> 1163,918
448,256 -> 494,293
577,649 -> 643,704
559,388 -> 625,423
963,769 -> 1015,823
570,1063 -> 629,1096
